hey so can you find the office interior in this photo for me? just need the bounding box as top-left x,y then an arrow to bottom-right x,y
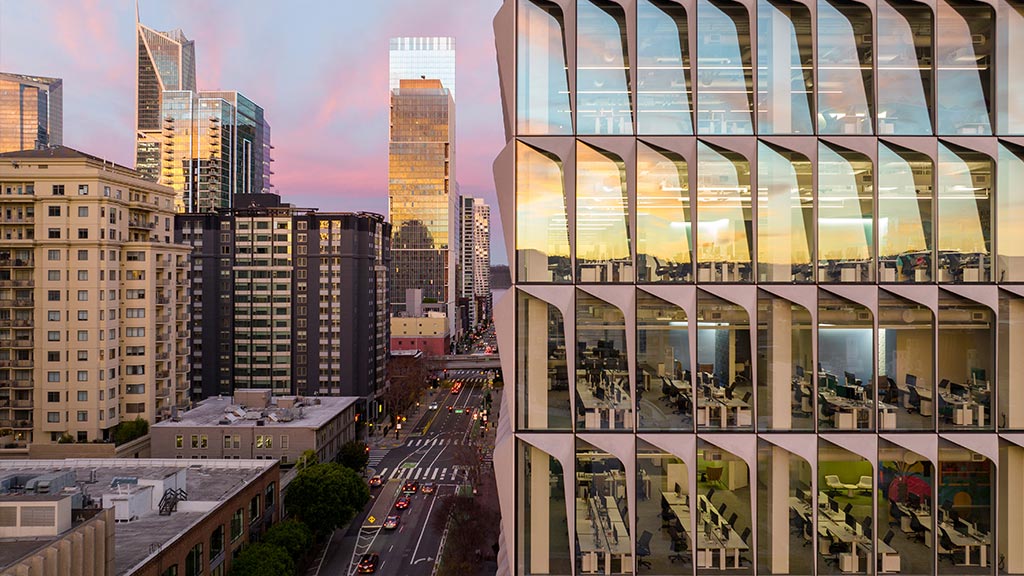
576,291 -> 632,430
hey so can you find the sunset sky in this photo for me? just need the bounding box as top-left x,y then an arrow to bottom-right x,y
0,0 -> 508,263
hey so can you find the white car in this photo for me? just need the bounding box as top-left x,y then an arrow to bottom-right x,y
428,402 -> 439,410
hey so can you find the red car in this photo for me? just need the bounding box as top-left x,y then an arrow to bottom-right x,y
395,495 -> 411,510
358,554 -> 379,573
421,482 -> 436,494
402,480 -> 418,494
368,475 -> 383,488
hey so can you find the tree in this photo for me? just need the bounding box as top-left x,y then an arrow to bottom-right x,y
295,449 -> 317,471
228,542 -> 293,576
338,440 -> 369,472
261,519 -> 313,563
112,418 -> 149,445
284,462 -> 369,537
382,355 -> 434,424
434,494 -> 500,576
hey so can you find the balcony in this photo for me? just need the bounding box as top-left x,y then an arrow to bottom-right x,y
0,380 -> 31,389
156,370 -> 170,380
157,296 -> 171,305
11,400 -> 31,409
156,351 -> 170,361
0,360 -> 32,369
128,220 -> 156,230
0,280 -> 33,288
0,320 -> 32,328
0,299 -> 33,308
0,259 -> 32,268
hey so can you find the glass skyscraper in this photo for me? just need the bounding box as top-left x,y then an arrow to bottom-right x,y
136,23 -> 196,182
389,38 -> 458,336
492,1 -> 1024,575
0,72 -> 62,153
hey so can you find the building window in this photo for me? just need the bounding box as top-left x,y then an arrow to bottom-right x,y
77,411 -> 87,422
78,350 -> 87,361
46,351 -> 60,362
265,482 -> 276,511
160,566 -> 178,576
47,228 -> 60,239
126,384 -> 145,395
280,435 -> 289,449
77,250 -> 88,261
175,435 -> 183,449
77,185 -> 88,196
77,371 -> 88,382
46,371 -> 60,383
126,308 -> 146,318
78,206 -> 88,217
77,330 -> 88,341
47,392 -> 59,403
46,331 -> 59,341
77,391 -> 87,401
77,270 -> 88,281
200,435 -> 208,449
185,542 -> 203,576
52,185 -> 64,196
77,291 -> 88,302
47,290 -> 60,302
47,249 -> 59,261
230,508 -> 243,541
191,435 -> 199,449
223,436 -> 232,449
249,495 -> 261,524
78,228 -> 88,239
48,206 -> 60,217
78,310 -> 88,321
210,524 -> 224,561
47,412 -> 59,423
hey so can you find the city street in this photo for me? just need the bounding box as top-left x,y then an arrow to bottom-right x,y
316,377 -> 492,576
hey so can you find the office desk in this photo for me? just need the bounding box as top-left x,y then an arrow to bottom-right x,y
895,502 -> 932,547
668,378 -> 691,394
942,522 -> 990,567
576,497 -> 633,574
912,383 -> 933,416
577,383 -> 633,429
941,392 -> 986,426
697,396 -> 727,428
695,494 -> 749,570
878,539 -> 901,573
662,491 -> 691,528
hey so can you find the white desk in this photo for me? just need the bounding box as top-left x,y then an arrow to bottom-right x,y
576,497 -> 633,574
878,540 -> 901,573
942,522 -> 990,567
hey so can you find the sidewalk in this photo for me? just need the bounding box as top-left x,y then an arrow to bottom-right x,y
364,392 -> 436,451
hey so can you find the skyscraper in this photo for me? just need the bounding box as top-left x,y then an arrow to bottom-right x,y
0,73 -> 62,153
460,196 -> 491,330
389,37 -> 457,100
135,23 -> 196,182
388,76 -> 458,336
492,1 -> 1024,575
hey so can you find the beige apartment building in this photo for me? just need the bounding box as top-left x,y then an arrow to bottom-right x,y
0,146 -> 190,452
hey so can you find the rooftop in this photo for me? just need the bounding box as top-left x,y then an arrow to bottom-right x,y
0,458 -> 276,575
0,145 -> 138,174
153,393 -> 360,429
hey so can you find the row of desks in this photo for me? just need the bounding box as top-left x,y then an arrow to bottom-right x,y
577,496 -> 632,574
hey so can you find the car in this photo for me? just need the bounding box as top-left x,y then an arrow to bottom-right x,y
451,382 -> 462,395
421,482 -> 436,494
357,553 -> 379,573
395,495 -> 411,509
368,475 -> 383,488
383,514 -> 400,530
402,480 -> 419,494
428,401 -> 439,410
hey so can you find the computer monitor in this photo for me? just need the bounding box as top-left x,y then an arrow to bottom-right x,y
950,382 -> 968,396
908,492 -> 921,509
906,374 -> 917,387
846,515 -> 857,532
674,482 -> 682,495
845,371 -> 856,385
796,365 -> 805,379
699,499 -> 706,513
843,503 -> 853,516
831,500 -> 840,514
595,386 -> 606,400
707,488 -> 716,502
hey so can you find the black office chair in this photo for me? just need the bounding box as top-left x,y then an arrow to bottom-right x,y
802,519 -> 814,547
888,501 -> 903,529
938,527 -> 963,564
738,527 -> 753,565
907,387 -> 922,413
883,529 -> 896,547
668,528 -> 689,564
909,513 -> 928,543
820,395 -> 837,423
636,530 -> 653,569
863,515 -> 873,539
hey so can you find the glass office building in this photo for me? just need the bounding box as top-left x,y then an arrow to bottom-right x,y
0,73 -> 62,153
389,37 -> 457,100
136,23 -> 196,183
491,1 -> 1024,575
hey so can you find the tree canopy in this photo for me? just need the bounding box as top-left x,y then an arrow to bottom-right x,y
228,542 -> 293,576
283,462 -> 369,537
261,519 -> 313,562
338,440 -> 369,472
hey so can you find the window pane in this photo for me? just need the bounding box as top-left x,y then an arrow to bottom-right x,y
696,0 -> 754,134
637,0 -> 693,134
576,290 -> 631,430
937,292 -> 993,431
998,292 -> 1024,430
818,292 -> 874,430
517,142 -> 571,283
997,0 -> 1024,133
517,0 -> 573,134
696,142 -> 752,282
517,291 -> 571,430
877,442 -> 934,575
696,442 -> 752,575
757,291 -> 813,431
817,0 -> 874,134
817,440 -> 873,575
878,142 -> 933,283
877,0 -> 934,135
577,0 -> 633,135
518,441 -> 571,575
936,143 -> 992,283
997,143 -> 1024,280
637,441 -> 691,572
937,441 -> 994,573
756,0 -> 814,134
756,142 -> 813,282
757,440 -> 813,574
696,291 -> 752,430
575,440 -> 630,573
576,142 -> 632,282
936,0 -> 993,135
818,142 -> 874,282
637,142 -> 691,283
637,291 -> 691,430
878,290 -> 934,431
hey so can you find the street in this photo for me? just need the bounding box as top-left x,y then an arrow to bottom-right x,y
315,375 -> 492,576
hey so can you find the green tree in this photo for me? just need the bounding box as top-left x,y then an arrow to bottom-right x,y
284,462 -> 369,537
228,542 -> 293,576
296,449 -> 317,471
338,440 -> 369,471
112,418 -> 149,445
261,519 -> 312,562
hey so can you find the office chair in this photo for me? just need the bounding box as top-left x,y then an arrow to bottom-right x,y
668,528 -> 689,564
907,387 -> 922,413
820,396 -> 837,426
659,509 -> 675,528
802,519 -> 814,547
636,530 -> 653,569
888,501 -> 903,529
862,515 -> 873,539
938,527 -> 962,564
741,391 -> 752,404
843,503 -> 854,516
790,509 -> 804,535
706,465 -> 725,489
883,529 -> 895,547
909,513 -> 928,543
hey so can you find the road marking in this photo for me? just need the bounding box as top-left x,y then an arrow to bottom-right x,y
431,468 -> 439,480
410,484 -> 442,563
378,467 -> 388,478
413,467 -> 423,480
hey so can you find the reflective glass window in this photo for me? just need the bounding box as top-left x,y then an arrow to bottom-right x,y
997,143 -> 1024,281
878,143 -> 934,283
877,0 -> 934,135
517,142 -> 571,283
756,142 -> 814,282
517,291 -> 572,430
937,292 -> 993,431
637,0 -> 694,134
637,142 -> 691,283
518,0 -> 573,134
818,142 -> 874,282
518,441 -> 571,575
878,291 -> 934,431
757,440 -> 813,574
577,0 -> 633,134
696,142 -> 752,282
936,0 -> 994,135
697,442 -> 752,575
936,143 -> 992,283
576,142 -> 632,283
696,291 -> 753,430
756,0 -> 815,134
937,441 -> 994,573
817,440 -> 873,575
998,292 -> 1024,430
638,441 -> 691,572
817,0 -> 874,134
575,440 -> 630,574
997,0 -> 1024,134
637,291 -> 692,430
877,442 -> 934,576
576,290 -> 631,430
818,292 -> 874,430
696,0 -> 754,134
756,291 -> 813,431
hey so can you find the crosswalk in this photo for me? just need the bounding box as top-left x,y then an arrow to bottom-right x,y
405,437 -> 466,448
367,449 -> 388,469
376,465 -> 459,481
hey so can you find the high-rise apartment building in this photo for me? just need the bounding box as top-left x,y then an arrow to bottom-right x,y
389,37 -> 457,101
493,1 -> 1024,575
0,73 -> 62,154
388,77 -> 458,337
460,196 -> 491,330
0,147 -> 190,450
137,18 -> 271,211
176,195 -> 390,418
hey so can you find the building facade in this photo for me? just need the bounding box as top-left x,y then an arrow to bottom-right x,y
390,314 -> 451,357
460,196 -> 492,331
492,1 -> 1024,575
135,24 -> 196,183
0,147 -> 190,451
389,37 -> 457,101
0,73 -> 62,154
175,194 -> 390,408
389,71 -> 458,338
